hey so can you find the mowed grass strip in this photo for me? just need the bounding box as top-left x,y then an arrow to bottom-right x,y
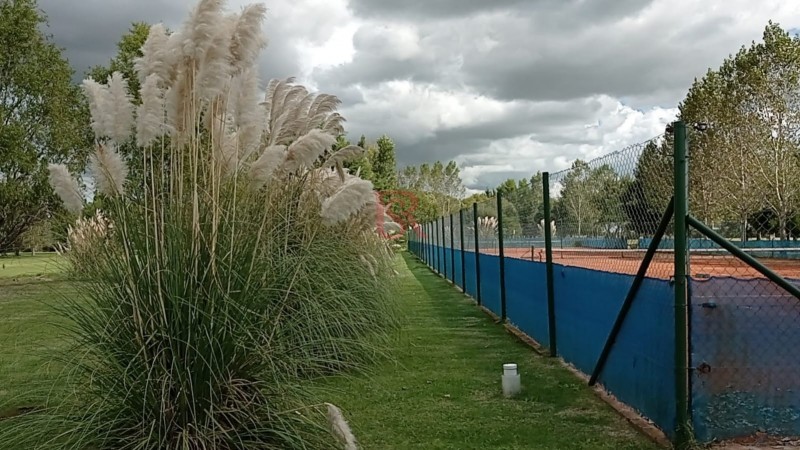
0,253 -> 62,280
0,255 -> 72,414
0,253 -> 661,449
315,253 -> 660,449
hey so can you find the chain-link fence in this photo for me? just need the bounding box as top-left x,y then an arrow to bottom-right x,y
406,121 -> 800,447
548,136 -> 676,279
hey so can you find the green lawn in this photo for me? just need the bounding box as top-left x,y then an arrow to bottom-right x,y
313,253 -> 660,449
0,253 -> 62,279
0,253 -> 71,415
0,252 -> 659,449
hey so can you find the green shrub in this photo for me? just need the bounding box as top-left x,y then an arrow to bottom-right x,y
4,1 -> 398,448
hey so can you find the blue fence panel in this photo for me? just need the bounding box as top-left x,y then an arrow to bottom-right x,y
553,265 -> 676,437
479,253 -> 502,316
453,248 -> 464,289
691,277 -> 800,442
463,249 -> 478,299
505,258 -> 550,347
443,246 -> 452,281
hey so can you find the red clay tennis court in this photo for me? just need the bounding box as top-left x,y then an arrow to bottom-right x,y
478,247 -> 800,280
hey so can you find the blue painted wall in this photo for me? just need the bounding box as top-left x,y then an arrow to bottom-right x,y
504,258 -> 550,347
552,265 -> 676,437
463,249 -> 479,299
691,277 -> 800,442
479,253 -> 502,316
453,248 -> 464,289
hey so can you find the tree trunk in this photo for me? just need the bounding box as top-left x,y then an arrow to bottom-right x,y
741,217 -> 748,244
779,213 -> 788,241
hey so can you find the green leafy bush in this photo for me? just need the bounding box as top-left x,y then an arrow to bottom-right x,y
3,1 -> 397,448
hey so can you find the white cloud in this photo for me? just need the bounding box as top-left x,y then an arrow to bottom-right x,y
35,0 -> 800,193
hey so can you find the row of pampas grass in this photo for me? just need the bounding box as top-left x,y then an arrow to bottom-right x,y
2,0 -> 399,448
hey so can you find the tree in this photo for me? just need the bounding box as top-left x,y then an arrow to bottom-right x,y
87,22 -> 151,101
0,0 -> 91,253
557,160 -> 597,236
398,159 -> 465,218
369,135 -> 398,190
677,22 -> 800,241
343,134 -> 373,180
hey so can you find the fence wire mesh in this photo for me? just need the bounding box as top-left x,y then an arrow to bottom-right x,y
686,130 -> 800,441
409,127 -> 800,444
547,135 -> 675,279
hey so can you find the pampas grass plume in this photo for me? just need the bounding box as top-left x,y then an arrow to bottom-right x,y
47,164 -> 84,214
90,144 -> 129,196
230,4 -> 267,72
325,403 -> 358,450
136,74 -> 165,147
82,78 -> 112,140
107,72 -> 135,144
282,129 -> 336,174
321,177 -> 375,225
324,145 -> 365,168
134,23 -> 170,84
249,144 -> 285,188
181,0 -> 224,60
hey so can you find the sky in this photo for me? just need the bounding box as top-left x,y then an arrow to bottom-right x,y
37,0 -> 800,193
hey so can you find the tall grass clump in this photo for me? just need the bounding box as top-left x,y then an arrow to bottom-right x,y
3,0 -> 398,448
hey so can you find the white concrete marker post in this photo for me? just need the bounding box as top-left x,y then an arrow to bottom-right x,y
502,363 -> 521,397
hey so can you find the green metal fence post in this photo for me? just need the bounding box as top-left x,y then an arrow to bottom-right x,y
543,173 -> 557,357
434,220 -> 439,272
473,202 -> 482,306
459,209 -> 466,292
425,222 -> 430,265
441,216 -> 447,278
450,213 -> 455,283
673,120 -> 691,447
497,191 -> 507,321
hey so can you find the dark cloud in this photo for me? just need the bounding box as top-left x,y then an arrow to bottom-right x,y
38,0 -> 187,79
347,0 -> 653,22
38,0 -> 302,83
315,0 -> 776,113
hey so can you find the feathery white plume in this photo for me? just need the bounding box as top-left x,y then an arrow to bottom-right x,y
90,143 -> 129,196
136,74 -> 165,147
323,145 -> 365,168
134,23 -> 170,84
195,22 -> 234,102
106,72 -> 135,144
229,4 -> 267,73
181,0 -> 224,60
165,70 -> 189,139
321,177 -> 375,226
249,145 -> 285,188
281,129 -> 336,174
47,164 -> 84,214
229,68 -> 264,158
325,403 -> 358,450
215,132 -> 240,177
82,78 -> 112,140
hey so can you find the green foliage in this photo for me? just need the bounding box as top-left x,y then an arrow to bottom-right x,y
493,173 -> 544,235
5,4 -> 399,448
87,22 -> 151,101
370,135 -> 398,190
398,159 -> 465,222
0,0 -> 90,252
679,22 -> 800,240
342,134 -> 374,180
